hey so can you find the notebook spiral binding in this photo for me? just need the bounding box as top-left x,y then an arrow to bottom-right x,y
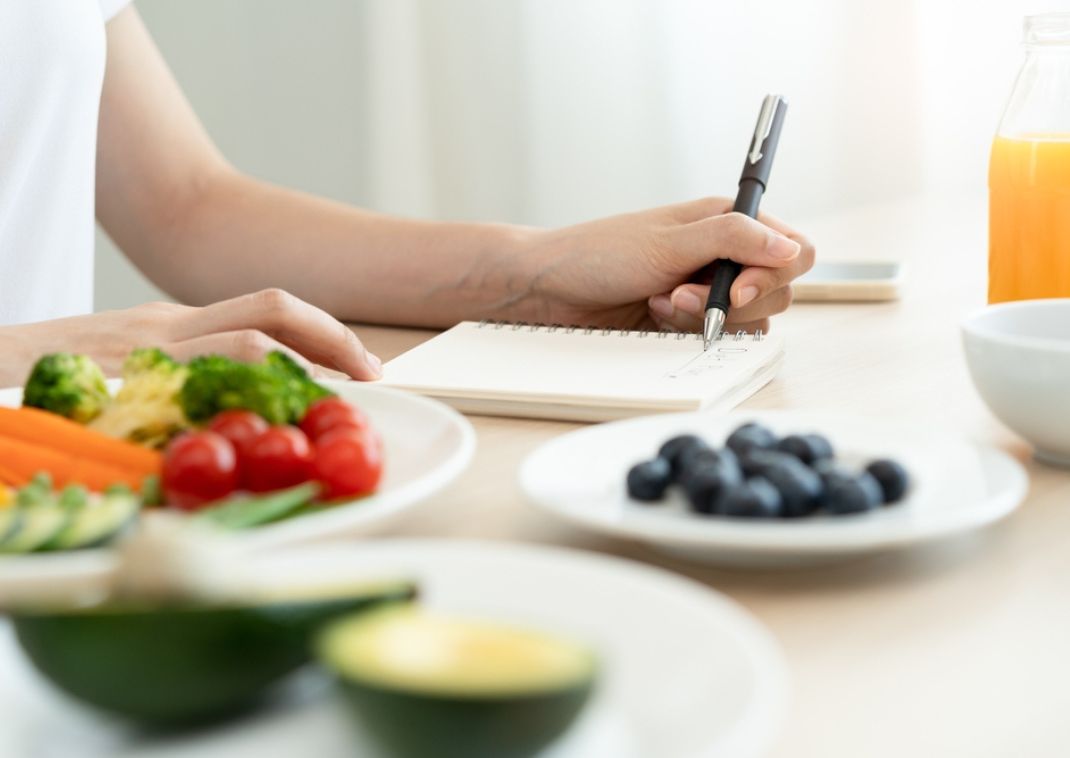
476,320 -> 765,342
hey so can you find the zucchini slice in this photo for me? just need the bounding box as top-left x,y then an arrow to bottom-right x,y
318,609 -> 597,758
0,503 -> 71,554
0,507 -> 23,547
44,491 -> 140,551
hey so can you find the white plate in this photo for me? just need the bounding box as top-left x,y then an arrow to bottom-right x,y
520,410 -> 1029,568
0,539 -> 788,758
0,381 -> 475,572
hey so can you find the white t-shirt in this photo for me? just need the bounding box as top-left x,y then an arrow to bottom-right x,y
0,0 -> 131,326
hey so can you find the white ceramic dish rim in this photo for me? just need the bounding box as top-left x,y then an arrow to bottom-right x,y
520,412 -> 1029,555
961,298 -> 1070,354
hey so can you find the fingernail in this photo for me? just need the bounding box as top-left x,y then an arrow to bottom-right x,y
736,286 -> 760,307
649,295 -> 674,319
672,289 -> 704,315
368,353 -> 383,377
768,233 -> 801,260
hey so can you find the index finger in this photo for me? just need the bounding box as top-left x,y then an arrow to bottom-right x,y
755,209 -> 811,248
172,289 -> 382,380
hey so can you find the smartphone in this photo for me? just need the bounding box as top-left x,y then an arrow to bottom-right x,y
792,261 -> 904,302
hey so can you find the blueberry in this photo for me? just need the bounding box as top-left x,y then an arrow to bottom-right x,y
725,423 -> 778,458
626,458 -> 672,502
676,447 -> 718,481
679,446 -> 741,485
682,467 -> 728,514
804,434 -> 835,462
719,477 -> 783,519
823,472 -> 883,515
812,457 -> 838,476
682,459 -> 743,514
865,459 -> 910,503
739,449 -> 797,479
776,434 -> 835,466
657,435 -> 709,478
762,460 -> 823,518
813,463 -> 856,510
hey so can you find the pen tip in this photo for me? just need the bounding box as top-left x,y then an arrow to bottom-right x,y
702,308 -> 726,350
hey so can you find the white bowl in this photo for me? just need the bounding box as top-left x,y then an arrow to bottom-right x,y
0,540 -> 788,758
962,299 -> 1070,466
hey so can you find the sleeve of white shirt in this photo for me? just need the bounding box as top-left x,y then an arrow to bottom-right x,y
100,0 -> 133,21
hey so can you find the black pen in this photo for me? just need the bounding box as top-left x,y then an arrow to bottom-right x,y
702,94 -> 789,350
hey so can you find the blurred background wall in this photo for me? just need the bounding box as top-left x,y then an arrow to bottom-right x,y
95,0 -> 1045,310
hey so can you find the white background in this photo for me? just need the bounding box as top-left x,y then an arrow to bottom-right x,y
95,0 -> 1054,310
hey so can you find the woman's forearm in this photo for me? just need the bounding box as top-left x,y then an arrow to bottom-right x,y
95,8 -> 811,352
144,170 -> 544,328
94,10 -> 542,329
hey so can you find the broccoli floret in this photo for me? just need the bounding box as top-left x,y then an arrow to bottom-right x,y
264,350 -> 333,407
89,348 -> 190,448
23,353 -> 110,423
180,351 -> 333,425
122,347 -> 179,375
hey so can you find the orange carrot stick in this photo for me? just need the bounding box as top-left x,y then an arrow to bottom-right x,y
0,435 -> 144,491
0,464 -> 22,488
0,406 -> 160,476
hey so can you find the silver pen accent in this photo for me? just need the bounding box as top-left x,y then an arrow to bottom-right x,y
748,94 -> 782,165
702,307 -> 726,351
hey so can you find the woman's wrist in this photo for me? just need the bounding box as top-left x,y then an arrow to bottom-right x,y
484,224 -> 577,326
441,221 -> 551,326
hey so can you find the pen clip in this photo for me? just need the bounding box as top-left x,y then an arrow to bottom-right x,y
748,94 -> 785,165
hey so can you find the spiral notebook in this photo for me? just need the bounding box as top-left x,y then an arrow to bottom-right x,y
381,321 -> 784,422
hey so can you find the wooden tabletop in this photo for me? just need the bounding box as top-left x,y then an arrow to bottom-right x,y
356,193 -> 1070,758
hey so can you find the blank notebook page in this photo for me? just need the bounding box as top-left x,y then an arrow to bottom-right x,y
381,322 -> 784,422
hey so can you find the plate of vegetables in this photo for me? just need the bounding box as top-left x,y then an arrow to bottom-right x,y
0,348 -> 475,564
520,410 -> 1028,567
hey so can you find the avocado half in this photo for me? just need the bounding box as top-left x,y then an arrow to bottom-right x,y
318,608 -> 597,758
12,581 -> 416,726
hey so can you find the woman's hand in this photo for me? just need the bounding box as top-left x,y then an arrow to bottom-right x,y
521,197 -> 815,333
0,289 -> 381,388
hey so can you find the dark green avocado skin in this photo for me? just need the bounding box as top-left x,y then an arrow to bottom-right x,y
14,588 -> 416,727
338,678 -> 595,758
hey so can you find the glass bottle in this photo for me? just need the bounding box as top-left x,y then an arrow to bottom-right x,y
989,13 -> 1070,303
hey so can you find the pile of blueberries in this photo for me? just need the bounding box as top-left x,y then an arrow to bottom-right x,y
626,422 -> 910,519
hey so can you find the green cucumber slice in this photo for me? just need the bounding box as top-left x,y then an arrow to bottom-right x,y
46,492 -> 140,551
197,482 -> 320,530
0,508 -> 24,547
0,503 -> 71,554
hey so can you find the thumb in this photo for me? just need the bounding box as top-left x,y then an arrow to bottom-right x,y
664,212 -> 801,272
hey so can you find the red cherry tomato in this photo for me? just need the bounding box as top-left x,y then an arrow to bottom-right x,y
300,397 -> 368,442
208,410 -> 269,488
244,426 -> 314,492
208,410 -> 269,459
312,427 -> 383,500
163,431 -> 238,510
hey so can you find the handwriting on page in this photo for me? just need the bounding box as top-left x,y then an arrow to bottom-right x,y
665,347 -> 750,379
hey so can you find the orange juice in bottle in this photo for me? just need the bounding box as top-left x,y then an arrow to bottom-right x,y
989,14 -> 1070,303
